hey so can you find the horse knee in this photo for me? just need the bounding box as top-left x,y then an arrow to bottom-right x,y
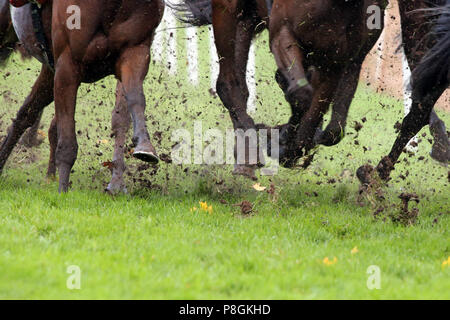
124,91 -> 144,109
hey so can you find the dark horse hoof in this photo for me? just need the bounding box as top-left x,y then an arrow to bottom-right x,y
313,126 -> 344,147
133,150 -> 159,164
133,141 -> 159,164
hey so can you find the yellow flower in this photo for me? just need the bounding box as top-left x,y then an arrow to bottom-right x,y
442,257 -> 450,268
323,257 -> 338,266
190,207 -> 197,213
199,201 -> 208,211
196,201 -> 213,214
351,246 -> 359,255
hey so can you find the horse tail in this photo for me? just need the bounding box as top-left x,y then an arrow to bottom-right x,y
412,1 -> 450,95
166,0 -> 212,26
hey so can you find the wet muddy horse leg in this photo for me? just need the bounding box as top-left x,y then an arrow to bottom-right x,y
53,51 -> 81,193
19,110 -> 44,147
313,62 -> 364,147
212,0 -> 261,179
0,65 -> 54,173
269,24 -> 313,166
115,44 -> 159,164
398,0 -> 450,163
106,82 -> 131,194
366,83 -> 447,182
289,71 -> 340,166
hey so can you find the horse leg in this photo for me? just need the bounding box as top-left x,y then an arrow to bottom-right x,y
429,109 -> 450,163
212,0 -> 260,179
314,62 -> 363,147
372,84 -> 447,181
106,81 -> 130,194
115,44 -> 158,164
54,52 -> 81,193
269,25 -> 313,165
19,110 -> 44,147
398,0 -> 449,162
46,115 -> 57,178
0,64 -> 53,173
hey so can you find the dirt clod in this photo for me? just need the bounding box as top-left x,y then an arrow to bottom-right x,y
234,200 -> 253,215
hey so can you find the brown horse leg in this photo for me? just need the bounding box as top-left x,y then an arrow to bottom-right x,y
115,45 -> 158,164
54,51 -> 81,193
46,115 -> 57,178
212,0 -> 260,179
429,110 -> 450,163
314,62 -> 363,147
106,82 -> 131,194
269,25 -> 313,165
19,110 -> 44,147
0,65 -> 54,173
371,84 -> 447,182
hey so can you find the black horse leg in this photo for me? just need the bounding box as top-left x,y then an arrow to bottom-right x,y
213,1 -> 261,179
375,83 -> 447,181
19,110 -> 44,147
269,25 -> 313,166
314,61 -> 363,147
0,65 -> 54,173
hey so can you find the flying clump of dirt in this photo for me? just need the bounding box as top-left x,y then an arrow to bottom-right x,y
390,193 -> 420,226
356,164 -> 385,207
356,165 -> 422,226
234,200 -> 253,215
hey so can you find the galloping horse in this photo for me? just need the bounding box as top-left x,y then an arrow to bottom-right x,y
171,0 -> 271,179
0,0 -> 164,193
359,0 -> 450,183
0,0 -> 42,147
0,0 -> 16,62
267,0 -> 389,166
398,0 -> 449,163
173,0 -> 448,171
173,0 -> 386,168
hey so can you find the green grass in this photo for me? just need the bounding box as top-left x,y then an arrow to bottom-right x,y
0,30 -> 449,299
